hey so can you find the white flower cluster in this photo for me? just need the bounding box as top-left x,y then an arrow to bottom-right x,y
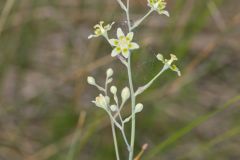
88,0 -> 170,60
88,21 -> 139,59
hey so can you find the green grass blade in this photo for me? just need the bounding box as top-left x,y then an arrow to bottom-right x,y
144,95 -> 240,159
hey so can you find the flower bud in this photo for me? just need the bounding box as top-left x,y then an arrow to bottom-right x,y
135,103 -> 143,113
105,96 -> 110,105
110,86 -> 117,94
87,76 -> 96,85
107,78 -> 113,84
106,68 -> 113,77
121,87 -> 130,102
156,53 -> 164,62
110,105 -> 117,112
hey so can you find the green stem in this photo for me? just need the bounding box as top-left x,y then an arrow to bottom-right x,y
104,79 -> 120,160
131,9 -> 154,30
127,54 -> 136,160
116,0 -> 127,11
126,0 -> 131,31
111,121 -> 120,160
125,1 -> 136,159
121,128 -> 131,151
135,66 -> 167,96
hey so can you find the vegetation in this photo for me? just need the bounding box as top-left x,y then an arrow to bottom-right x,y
0,0 -> 239,160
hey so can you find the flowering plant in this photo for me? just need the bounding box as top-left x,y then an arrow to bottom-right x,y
87,0 -> 180,159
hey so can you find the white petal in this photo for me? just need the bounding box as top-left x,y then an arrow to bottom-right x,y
109,39 -> 119,46
122,49 -> 130,58
111,48 -> 121,57
159,10 -> 170,17
110,21 -> 115,28
117,28 -> 125,38
129,42 -> 139,49
153,3 -> 159,9
126,32 -> 134,41
156,54 -> 164,62
88,34 -> 98,39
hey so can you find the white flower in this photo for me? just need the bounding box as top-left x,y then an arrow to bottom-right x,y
109,28 -> 139,58
147,0 -> 169,17
92,94 -> 110,109
87,76 -> 96,85
156,53 -> 181,76
88,21 -> 115,39
121,87 -> 130,102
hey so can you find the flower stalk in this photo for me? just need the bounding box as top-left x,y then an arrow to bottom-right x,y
87,0 -> 180,160
127,54 -> 136,160
131,9 -> 154,30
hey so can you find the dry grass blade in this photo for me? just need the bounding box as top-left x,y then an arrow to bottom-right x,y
0,0 -> 16,38
66,111 -> 87,160
181,125 -> 240,159
62,55 -> 114,83
134,143 -> 148,160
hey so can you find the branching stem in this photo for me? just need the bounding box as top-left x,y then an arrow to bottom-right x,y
111,121 -> 120,160
135,66 -> 167,96
131,9 -> 154,30
104,81 -> 120,160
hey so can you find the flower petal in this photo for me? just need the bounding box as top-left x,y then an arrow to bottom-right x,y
170,54 -> 178,61
109,21 -> 115,28
88,34 -> 98,39
104,21 -> 115,30
156,53 -> 164,62
111,47 -> 121,57
129,42 -> 139,49
117,28 -> 125,38
126,32 -> 134,41
109,39 -> 119,46
159,10 -> 170,17
122,48 -> 130,58
170,65 -> 181,76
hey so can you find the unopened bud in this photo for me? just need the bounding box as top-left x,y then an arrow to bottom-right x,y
87,76 -> 96,85
156,53 -> 164,62
110,86 -> 117,94
110,105 -> 117,112
121,87 -> 130,102
106,68 -> 114,77
135,103 -> 143,113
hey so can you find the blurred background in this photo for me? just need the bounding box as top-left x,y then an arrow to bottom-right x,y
0,0 -> 240,159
